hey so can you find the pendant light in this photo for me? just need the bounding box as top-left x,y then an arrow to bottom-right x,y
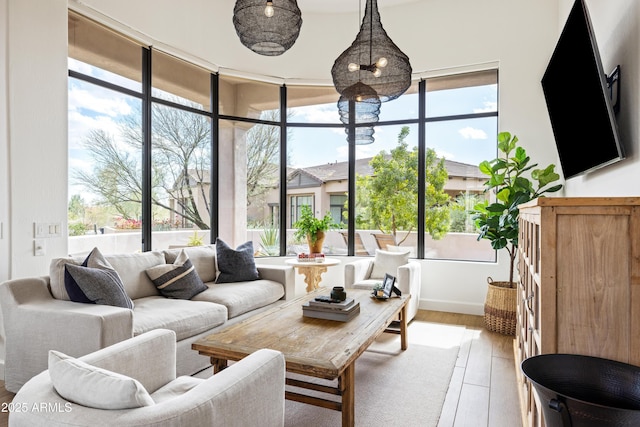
233,0 -> 303,56
331,0 -> 412,102
338,82 -> 380,145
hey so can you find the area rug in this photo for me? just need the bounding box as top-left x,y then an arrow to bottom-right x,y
284,320 -> 465,427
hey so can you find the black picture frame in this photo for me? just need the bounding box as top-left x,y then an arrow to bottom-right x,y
382,273 -> 396,298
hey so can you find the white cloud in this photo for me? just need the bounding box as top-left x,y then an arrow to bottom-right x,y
355,144 -> 378,158
291,104 -> 340,123
67,110 -> 122,150
435,149 -> 455,160
474,101 -> 497,113
458,126 -> 487,140
68,87 -> 132,117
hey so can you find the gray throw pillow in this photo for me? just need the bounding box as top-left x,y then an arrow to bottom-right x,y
64,247 -> 116,304
146,249 -> 208,299
215,238 -> 260,283
65,263 -> 134,309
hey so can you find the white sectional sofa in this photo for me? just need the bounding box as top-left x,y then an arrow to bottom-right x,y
0,244 -> 295,393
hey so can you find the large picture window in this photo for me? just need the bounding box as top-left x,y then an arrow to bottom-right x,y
68,11 -> 498,262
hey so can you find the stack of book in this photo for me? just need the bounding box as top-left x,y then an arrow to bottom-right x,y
302,296 -> 360,322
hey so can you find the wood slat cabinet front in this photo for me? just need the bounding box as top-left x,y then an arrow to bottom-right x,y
514,197 -> 640,427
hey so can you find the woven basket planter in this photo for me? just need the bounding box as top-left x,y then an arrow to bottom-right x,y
484,278 -> 517,336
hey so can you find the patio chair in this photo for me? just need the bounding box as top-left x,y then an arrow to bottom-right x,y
372,233 -> 397,250
340,231 -> 370,256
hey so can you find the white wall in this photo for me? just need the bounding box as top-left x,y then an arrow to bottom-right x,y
1,0 -> 9,282
6,0 -> 68,279
4,0 -> 640,318
0,0 -> 8,382
558,0 -> 640,197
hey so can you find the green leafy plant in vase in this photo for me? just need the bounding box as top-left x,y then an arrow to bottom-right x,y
472,132 -> 563,334
292,205 -> 337,253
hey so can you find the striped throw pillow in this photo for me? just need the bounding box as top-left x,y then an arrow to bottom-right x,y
146,249 -> 207,299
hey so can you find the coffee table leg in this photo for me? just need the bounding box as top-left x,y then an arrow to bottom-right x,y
211,357 -> 228,374
400,304 -> 408,351
340,362 -> 355,427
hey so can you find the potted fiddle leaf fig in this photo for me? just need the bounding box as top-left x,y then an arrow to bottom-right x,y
472,131 -> 563,334
292,205 -> 337,253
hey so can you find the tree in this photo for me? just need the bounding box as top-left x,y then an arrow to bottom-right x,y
74,100 -> 212,229
356,126 -> 450,243
246,109 -> 289,210
74,102 -> 290,231
68,194 -> 86,222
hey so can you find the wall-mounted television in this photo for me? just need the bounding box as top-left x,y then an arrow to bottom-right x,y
541,0 -> 625,179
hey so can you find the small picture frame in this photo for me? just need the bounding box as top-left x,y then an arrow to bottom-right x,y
381,273 -> 396,298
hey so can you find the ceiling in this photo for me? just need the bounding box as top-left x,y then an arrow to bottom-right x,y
296,0 -> 421,14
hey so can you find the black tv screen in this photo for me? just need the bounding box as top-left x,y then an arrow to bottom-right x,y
541,0 -> 625,179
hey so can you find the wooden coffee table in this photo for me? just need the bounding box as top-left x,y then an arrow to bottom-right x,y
192,288 -> 409,427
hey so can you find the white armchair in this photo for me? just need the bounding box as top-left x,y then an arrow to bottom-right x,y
344,251 -> 421,322
9,329 -> 286,427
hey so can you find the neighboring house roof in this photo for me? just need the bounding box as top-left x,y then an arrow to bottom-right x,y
287,157 -> 484,187
176,157 -> 484,189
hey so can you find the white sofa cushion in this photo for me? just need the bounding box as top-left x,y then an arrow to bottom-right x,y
132,297 -> 227,340
105,251 -> 166,300
369,249 -> 410,279
48,350 -> 154,410
192,280 -> 285,319
150,375 -> 203,404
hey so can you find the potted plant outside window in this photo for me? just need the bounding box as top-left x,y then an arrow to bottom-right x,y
472,132 -> 563,335
292,205 -> 337,253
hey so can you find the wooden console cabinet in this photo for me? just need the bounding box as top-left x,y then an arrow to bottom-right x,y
515,197 -> 640,427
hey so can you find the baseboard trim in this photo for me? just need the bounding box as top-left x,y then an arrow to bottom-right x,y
418,298 -> 484,316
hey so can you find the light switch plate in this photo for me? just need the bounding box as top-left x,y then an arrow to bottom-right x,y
34,222 -> 62,238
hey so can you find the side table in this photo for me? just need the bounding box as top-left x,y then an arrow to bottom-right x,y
285,257 -> 341,293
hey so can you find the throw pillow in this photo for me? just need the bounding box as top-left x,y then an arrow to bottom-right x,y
65,263 -> 134,309
369,249 -> 410,279
215,238 -> 260,283
64,247 -> 116,304
48,350 -> 154,410
145,249 -> 208,299
163,245 -> 217,283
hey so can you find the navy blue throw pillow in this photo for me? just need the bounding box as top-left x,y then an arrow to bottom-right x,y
215,238 -> 260,283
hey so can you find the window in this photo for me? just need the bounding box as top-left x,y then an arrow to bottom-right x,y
150,51 -> 212,249
290,195 -> 312,227
68,11 -> 498,261
330,194 -> 347,225
68,12 -> 145,254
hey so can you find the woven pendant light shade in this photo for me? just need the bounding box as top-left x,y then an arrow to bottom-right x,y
331,0 -> 412,102
338,82 -> 380,144
233,0 -> 303,56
